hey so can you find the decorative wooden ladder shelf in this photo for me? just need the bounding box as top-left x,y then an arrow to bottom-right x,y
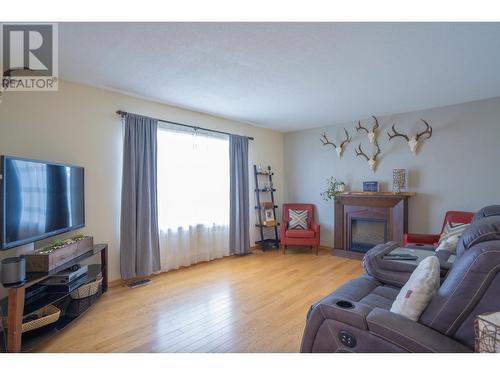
253,165 -> 280,250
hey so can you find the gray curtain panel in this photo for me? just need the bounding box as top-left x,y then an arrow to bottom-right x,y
229,134 -> 250,255
120,113 -> 161,279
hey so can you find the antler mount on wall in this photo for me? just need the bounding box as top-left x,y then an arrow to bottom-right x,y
387,119 -> 433,155
320,128 -> 351,159
318,116 -> 434,174
355,141 -> 381,172
356,116 -> 380,144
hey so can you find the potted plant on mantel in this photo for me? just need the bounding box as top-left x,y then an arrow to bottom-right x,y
320,177 -> 346,201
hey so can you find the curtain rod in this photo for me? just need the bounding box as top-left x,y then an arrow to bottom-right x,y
116,110 -> 254,141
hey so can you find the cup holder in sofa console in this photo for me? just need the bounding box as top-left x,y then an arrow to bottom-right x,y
336,300 -> 355,309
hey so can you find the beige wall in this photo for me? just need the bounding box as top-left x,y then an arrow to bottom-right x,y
0,80 -> 284,284
284,97 -> 500,248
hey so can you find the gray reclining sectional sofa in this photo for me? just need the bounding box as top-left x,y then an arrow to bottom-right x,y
300,205 -> 500,353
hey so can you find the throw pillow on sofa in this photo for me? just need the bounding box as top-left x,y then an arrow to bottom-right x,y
439,222 -> 470,244
435,234 -> 460,253
289,209 -> 308,230
390,256 -> 440,321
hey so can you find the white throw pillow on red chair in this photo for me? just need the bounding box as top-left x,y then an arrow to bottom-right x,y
289,209 -> 308,230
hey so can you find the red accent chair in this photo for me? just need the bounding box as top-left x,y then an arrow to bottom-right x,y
280,203 -> 320,255
403,210 -> 475,247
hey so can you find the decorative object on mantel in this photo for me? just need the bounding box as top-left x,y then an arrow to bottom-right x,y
363,181 -> 380,192
320,128 -> 351,159
354,141 -> 381,172
392,169 -> 408,193
475,311 -> 500,352
321,177 -> 346,201
387,120 -> 433,155
356,116 -> 380,144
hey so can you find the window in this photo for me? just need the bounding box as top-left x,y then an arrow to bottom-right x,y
157,127 -> 229,230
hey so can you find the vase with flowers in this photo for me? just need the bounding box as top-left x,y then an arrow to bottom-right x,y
320,177 -> 346,201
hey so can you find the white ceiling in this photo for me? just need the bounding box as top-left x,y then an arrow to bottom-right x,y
60,22 -> 500,132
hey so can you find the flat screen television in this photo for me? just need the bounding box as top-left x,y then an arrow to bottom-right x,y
0,156 -> 85,250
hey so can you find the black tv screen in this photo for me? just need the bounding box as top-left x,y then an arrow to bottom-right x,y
1,156 -> 85,249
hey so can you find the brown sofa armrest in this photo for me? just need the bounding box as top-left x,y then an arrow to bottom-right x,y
362,242 -> 415,288
366,308 -> 472,353
300,297 -> 373,352
313,298 -> 373,330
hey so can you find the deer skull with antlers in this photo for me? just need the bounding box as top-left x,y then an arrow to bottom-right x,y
320,128 -> 352,159
387,120 -> 433,155
356,116 -> 380,144
355,141 -> 381,172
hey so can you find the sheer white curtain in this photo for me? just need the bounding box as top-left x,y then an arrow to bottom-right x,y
157,126 -> 230,272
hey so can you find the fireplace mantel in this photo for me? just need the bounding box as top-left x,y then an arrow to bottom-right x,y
333,192 -> 415,259
338,191 -> 416,197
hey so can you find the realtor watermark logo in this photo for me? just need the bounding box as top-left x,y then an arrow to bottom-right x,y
1,23 -> 58,92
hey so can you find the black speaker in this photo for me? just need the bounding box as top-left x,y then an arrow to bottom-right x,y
1,256 -> 26,287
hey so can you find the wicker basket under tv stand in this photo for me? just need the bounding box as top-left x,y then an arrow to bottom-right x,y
1,243 -> 108,353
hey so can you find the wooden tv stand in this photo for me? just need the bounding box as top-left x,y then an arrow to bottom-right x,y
1,244 -> 108,353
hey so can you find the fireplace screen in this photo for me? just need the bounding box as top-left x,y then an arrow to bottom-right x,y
350,218 -> 387,253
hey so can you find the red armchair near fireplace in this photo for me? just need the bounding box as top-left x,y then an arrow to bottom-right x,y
281,203 -> 320,255
403,210 -> 475,247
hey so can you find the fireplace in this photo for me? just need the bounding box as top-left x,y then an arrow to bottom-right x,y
333,192 -> 414,258
349,218 -> 387,253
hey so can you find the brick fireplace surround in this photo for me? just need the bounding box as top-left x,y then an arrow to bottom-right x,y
333,192 -> 415,259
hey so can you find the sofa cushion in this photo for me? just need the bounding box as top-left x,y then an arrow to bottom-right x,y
359,291 -> 398,310
390,256 -> 440,321
286,229 -> 315,238
289,209 -> 308,229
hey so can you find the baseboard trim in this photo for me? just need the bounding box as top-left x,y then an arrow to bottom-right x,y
108,246 -> 359,288
108,279 -> 124,288
252,244 -> 332,254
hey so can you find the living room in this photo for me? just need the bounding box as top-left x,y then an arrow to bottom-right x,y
1,1 -> 500,373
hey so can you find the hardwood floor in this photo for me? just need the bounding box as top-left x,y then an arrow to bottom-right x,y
36,248 -> 363,353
